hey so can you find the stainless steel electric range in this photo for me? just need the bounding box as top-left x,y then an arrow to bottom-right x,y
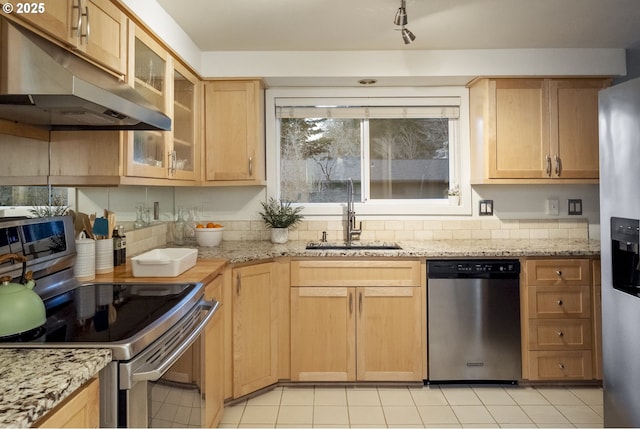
0,216 -> 219,427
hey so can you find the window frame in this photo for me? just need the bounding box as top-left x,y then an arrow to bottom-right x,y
265,86 -> 471,217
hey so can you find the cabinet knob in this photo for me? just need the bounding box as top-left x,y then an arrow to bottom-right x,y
556,270 -> 562,277
558,363 -> 565,369
557,331 -> 564,337
557,299 -> 563,306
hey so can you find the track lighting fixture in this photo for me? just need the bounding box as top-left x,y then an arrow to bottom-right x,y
393,0 -> 416,44
394,2 -> 407,26
401,27 -> 416,44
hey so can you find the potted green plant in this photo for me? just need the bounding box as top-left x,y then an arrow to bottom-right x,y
447,185 -> 460,205
258,197 -> 304,243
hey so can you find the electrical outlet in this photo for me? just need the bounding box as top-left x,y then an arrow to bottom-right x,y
479,200 -> 493,216
568,199 -> 583,215
546,199 -> 559,216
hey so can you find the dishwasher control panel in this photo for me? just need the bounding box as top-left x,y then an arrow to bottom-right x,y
427,259 -> 520,278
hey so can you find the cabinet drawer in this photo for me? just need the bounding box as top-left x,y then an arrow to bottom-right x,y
528,286 -> 591,318
526,259 -> 591,286
528,350 -> 593,380
291,260 -> 421,287
528,319 -> 592,349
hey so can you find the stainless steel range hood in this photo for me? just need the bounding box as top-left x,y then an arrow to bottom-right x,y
0,17 -> 171,131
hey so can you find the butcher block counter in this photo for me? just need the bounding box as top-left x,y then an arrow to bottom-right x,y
92,258 -> 229,285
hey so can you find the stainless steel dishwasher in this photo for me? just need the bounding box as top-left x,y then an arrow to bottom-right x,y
427,259 -> 521,382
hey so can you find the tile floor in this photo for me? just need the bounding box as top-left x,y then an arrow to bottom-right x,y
219,384 -> 603,428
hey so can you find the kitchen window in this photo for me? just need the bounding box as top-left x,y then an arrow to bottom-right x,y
267,88 -> 470,216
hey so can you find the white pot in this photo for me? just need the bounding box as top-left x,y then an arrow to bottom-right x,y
270,227 -> 289,244
448,195 -> 460,206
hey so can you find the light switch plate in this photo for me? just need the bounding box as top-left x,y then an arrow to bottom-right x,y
568,199 -> 583,215
546,199 -> 559,216
479,200 -> 493,216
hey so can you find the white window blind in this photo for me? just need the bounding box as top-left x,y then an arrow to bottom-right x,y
275,97 -> 460,119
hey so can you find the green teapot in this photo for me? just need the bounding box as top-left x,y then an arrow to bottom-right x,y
0,253 -> 46,337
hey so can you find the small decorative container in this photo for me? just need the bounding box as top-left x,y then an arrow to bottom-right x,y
195,227 -> 224,247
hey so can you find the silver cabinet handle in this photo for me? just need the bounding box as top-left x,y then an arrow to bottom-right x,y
555,155 -> 562,177
248,156 -> 253,177
72,0 -> 83,40
173,150 -> 177,173
82,3 -> 90,43
545,155 -> 552,177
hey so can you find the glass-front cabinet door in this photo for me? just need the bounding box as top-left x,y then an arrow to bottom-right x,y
171,63 -> 199,180
125,26 -> 171,179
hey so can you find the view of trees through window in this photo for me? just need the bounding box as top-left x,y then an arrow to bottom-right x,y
280,117 -> 450,203
0,186 -> 70,217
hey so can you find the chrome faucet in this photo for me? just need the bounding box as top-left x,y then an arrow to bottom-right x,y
346,178 -> 362,242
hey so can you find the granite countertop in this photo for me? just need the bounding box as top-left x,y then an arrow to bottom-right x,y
0,348 -> 111,428
195,238 -> 601,263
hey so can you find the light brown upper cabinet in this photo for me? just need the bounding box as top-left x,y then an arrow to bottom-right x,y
203,80 -> 266,185
12,0 -> 127,76
124,27 -> 171,179
124,26 -> 200,183
49,23 -> 201,186
469,78 -> 610,184
169,61 -> 200,181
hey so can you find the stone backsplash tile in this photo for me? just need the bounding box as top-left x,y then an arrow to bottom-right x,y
122,218 -> 591,252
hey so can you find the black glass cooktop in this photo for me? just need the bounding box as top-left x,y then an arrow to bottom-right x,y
2,283 -> 198,343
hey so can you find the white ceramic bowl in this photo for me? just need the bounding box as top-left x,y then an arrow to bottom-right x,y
195,227 -> 224,246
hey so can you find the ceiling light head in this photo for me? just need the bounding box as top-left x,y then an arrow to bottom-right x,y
401,27 -> 416,44
394,7 -> 407,26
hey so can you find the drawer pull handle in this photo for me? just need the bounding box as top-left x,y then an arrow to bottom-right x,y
556,270 -> 562,277
557,299 -> 563,306
559,363 -> 565,369
557,331 -> 564,337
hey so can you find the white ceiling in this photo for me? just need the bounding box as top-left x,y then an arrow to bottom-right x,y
155,0 -> 640,52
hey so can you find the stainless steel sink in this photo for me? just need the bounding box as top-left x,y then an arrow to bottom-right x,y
305,241 -> 402,250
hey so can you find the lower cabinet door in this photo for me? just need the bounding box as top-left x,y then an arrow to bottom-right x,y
232,263 -> 277,397
290,287 -> 356,381
357,287 -> 423,381
34,377 -> 99,428
290,285 -> 423,382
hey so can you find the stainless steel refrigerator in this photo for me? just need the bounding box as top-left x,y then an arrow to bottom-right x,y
599,77 -> 640,427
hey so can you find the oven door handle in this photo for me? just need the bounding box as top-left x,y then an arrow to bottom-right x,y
127,300 -> 218,385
